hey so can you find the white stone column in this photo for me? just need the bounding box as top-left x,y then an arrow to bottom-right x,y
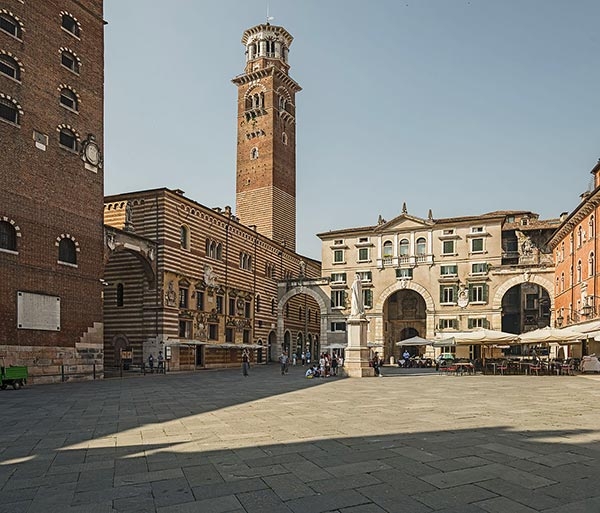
344,314 -> 375,378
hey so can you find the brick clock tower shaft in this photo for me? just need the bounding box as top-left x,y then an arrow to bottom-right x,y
232,23 -> 301,251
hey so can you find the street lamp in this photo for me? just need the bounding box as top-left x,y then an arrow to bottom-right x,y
555,307 -> 579,327
581,295 -> 600,317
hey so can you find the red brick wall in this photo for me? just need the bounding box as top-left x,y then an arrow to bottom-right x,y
0,1 -> 104,355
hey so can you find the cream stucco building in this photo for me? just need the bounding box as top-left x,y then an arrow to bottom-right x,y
318,208 -> 559,362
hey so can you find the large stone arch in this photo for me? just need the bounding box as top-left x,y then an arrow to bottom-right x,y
277,280 -> 332,355
373,280 -> 437,344
492,273 -> 555,311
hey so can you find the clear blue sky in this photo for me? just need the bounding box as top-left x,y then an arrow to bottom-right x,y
104,1 -> 600,260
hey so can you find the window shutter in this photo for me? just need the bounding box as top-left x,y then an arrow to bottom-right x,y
484,318 -> 490,329
342,273 -> 347,281
452,285 -> 459,302
483,284 -> 489,303
468,284 -> 474,302
451,319 -> 457,329
468,318 -> 473,329
439,285 -> 444,303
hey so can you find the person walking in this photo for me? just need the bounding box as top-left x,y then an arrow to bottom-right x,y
148,353 -> 154,373
279,352 -> 289,375
242,349 -> 250,376
157,350 -> 165,374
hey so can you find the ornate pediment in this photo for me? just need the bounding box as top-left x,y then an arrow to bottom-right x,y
374,213 -> 433,233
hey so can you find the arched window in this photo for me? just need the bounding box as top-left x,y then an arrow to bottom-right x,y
251,147 -> 259,160
590,215 -> 595,238
298,306 -> 302,321
279,96 -> 286,110
180,225 -> 189,249
58,238 -> 77,264
61,13 -> 80,37
0,96 -> 20,125
61,50 -> 80,74
285,303 -> 289,318
560,272 -> 565,292
59,127 -> 78,151
0,12 -> 22,39
578,226 -> 583,247
589,252 -> 595,277
282,132 -> 288,145
256,295 -> 261,313
216,242 -> 222,260
399,238 -> 409,256
577,260 -> 582,283
0,53 -> 20,81
0,220 -> 17,251
271,298 -> 276,315
116,283 -> 124,307
382,240 -> 393,258
416,237 -> 427,256
59,88 -> 78,111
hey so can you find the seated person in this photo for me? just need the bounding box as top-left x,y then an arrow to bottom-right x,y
305,367 -> 314,378
312,365 -> 321,378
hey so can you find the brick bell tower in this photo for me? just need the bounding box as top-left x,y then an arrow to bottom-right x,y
232,23 -> 301,251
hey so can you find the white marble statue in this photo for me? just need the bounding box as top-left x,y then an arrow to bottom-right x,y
350,276 -> 364,317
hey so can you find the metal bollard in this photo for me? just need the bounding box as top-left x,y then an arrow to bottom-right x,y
61,365 -> 65,382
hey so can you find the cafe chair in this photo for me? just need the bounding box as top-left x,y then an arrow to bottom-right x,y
497,360 -> 508,375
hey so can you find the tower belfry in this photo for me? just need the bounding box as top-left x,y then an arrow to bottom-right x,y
232,23 -> 301,251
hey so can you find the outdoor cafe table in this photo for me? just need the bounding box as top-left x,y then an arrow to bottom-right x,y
454,362 -> 474,375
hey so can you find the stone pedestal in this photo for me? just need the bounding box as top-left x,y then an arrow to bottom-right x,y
344,315 -> 375,378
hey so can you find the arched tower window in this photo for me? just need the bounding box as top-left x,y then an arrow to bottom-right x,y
590,215 -> 595,238
0,53 -> 20,81
0,95 -> 21,125
180,225 -> 190,250
61,49 -> 80,74
58,126 -> 78,151
271,298 -> 276,315
0,220 -> 17,251
59,88 -> 78,111
589,252 -> 595,277
0,11 -> 23,39
577,260 -> 582,283
58,238 -> 77,264
61,12 -> 80,37
577,226 -> 583,247
251,147 -> 259,160
282,132 -> 288,145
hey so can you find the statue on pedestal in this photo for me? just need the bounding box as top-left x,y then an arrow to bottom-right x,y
350,276 -> 364,317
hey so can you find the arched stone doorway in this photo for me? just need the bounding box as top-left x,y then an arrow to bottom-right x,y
283,330 -> 291,355
501,283 -> 551,334
383,290 -> 427,360
268,331 -> 277,362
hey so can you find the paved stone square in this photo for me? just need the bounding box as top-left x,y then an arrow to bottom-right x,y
0,365 -> 599,512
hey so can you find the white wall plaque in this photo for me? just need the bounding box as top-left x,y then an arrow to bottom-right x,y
17,292 -> 61,331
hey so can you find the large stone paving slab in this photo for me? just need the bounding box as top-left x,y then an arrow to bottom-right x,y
0,366 -> 600,511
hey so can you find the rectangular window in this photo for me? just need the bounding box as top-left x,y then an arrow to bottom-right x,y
216,295 -> 223,314
330,322 -> 346,332
178,320 -> 191,338
208,324 -> 218,340
439,318 -> 456,329
471,262 -> 487,274
357,271 -> 372,282
331,272 -> 347,283
441,286 -> 455,304
440,265 -> 458,276
243,330 -> 250,344
333,239 -> 344,245
331,290 -> 346,309
525,294 -> 537,310
229,297 -> 236,315
442,240 -> 455,255
196,291 -> 204,311
179,288 -> 188,309
471,226 -> 484,233
358,237 -> 369,243
363,289 -> 373,308
333,249 -> 344,263
396,268 -> 413,279
245,301 -> 251,318
225,327 -> 234,343
471,238 -> 484,252
468,318 -> 487,328
358,247 -> 370,261
469,284 -> 486,303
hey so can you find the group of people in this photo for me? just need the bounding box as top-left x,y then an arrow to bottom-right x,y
304,352 -> 342,378
147,351 -> 165,374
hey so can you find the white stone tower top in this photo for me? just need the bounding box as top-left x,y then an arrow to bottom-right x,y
241,23 -> 294,74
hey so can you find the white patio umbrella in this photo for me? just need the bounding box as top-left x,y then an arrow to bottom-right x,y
518,326 -> 586,343
395,335 -> 434,346
450,328 -> 519,345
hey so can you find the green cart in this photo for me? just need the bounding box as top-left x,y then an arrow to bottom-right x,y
0,366 -> 28,390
